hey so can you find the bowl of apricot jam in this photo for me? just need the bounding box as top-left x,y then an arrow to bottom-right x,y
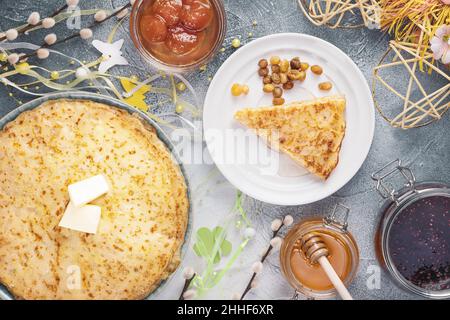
130,0 -> 226,72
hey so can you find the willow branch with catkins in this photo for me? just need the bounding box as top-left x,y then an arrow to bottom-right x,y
239,215 -> 294,300
178,267 -> 197,300
0,4 -> 68,42
0,1 -> 132,68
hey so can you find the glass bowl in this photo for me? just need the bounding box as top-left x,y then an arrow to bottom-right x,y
130,0 -> 227,73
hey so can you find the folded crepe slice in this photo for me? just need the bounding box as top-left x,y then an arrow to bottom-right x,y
234,95 -> 346,180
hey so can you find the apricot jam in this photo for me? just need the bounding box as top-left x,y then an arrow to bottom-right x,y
131,0 -> 225,69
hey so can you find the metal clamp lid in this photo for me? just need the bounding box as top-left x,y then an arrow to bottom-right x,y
371,159 -> 416,205
323,203 -> 349,232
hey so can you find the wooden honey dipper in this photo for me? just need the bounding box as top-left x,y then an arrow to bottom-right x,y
300,232 -> 353,300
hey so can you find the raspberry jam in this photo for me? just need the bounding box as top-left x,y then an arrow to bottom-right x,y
388,195 -> 450,291
131,0 -> 224,68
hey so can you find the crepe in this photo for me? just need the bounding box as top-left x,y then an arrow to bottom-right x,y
234,95 -> 346,179
0,99 -> 189,300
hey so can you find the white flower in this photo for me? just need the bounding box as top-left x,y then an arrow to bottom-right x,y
92,39 -> 129,73
66,0 -> 79,7
42,18 -> 56,29
430,25 -> 450,65
75,67 -> 90,79
283,215 -> 294,227
7,53 -> 19,65
94,10 -> 107,22
231,293 -> 241,300
44,33 -> 57,45
251,261 -> 263,274
243,227 -> 256,239
37,48 -> 50,59
271,219 -> 282,231
80,28 -> 93,40
27,12 -> 40,26
182,289 -> 196,300
270,236 -> 282,249
182,267 -> 195,280
5,29 -> 18,41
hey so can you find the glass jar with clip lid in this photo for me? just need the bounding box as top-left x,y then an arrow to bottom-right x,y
372,159 -> 450,299
280,204 -> 360,299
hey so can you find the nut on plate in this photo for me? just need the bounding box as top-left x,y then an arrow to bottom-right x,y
298,70 -> 306,81
273,87 -> 283,98
290,57 -> 301,70
273,97 -> 285,105
231,83 -> 243,96
283,81 -> 294,90
263,75 -> 272,84
311,65 -> 323,75
270,56 -> 281,65
318,81 -> 332,91
258,68 -> 269,77
280,60 -> 290,73
263,83 -> 275,93
258,59 -> 268,68
272,73 -> 281,84
287,69 -> 301,81
271,64 -> 281,73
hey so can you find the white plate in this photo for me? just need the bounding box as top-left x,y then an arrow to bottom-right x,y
203,33 -> 375,205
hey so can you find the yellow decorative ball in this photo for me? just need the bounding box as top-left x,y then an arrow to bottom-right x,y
175,103 -> 185,113
176,82 -> 186,92
50,71 -> 60,80
231,38 -> 241,48
16,62 -> 30,75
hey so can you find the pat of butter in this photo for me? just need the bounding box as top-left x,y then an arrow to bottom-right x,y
59,202 -> 101,234
68,174 -> 109,207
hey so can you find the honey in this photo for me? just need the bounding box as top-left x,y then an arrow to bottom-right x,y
280,211 -> 359,299
290,231 -> 352,291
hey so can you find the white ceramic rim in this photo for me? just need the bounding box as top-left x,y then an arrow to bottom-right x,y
203,33 -> 375,205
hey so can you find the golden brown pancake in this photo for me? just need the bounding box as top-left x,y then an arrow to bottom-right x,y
0,99 -> 189,299
234,96 -> 346,179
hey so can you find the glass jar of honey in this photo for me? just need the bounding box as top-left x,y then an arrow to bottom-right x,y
130,0 -> 226,73
280,205 -> 359,299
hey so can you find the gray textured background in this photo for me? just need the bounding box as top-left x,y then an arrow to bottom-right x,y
0,0 -> 449,300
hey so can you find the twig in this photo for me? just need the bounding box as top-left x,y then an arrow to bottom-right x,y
50,1 -> 131,47
0,2 -> 131,69
0,4 -> 68,42
240,218 -> 286,300
372,40 -> 450,129
298,0 -> 378,29
179,273 -> 196,300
